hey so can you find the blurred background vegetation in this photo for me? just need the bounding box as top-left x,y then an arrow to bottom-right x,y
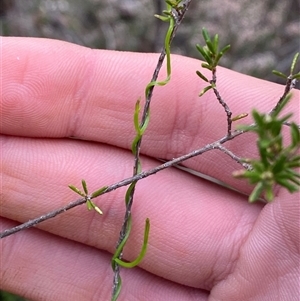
0,0 -> 299,300
1,0 -> 299,83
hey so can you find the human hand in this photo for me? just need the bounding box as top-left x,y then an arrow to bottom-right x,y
1,37 -> 299,301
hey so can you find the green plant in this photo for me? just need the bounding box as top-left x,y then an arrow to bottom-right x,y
1,1 -> 299,300
71,1 -> 190,300
233,53 -> 300,202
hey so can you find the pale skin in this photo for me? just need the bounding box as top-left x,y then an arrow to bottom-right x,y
0,37 -> 299,301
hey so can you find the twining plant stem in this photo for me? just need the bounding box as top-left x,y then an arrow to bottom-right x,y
111,1 -> 192,300
1,7 -> 299,301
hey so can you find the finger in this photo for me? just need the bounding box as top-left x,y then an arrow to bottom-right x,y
210,188 -> 300,300
1,136 -> 263,291
2,37 -> 299,192
0,219 -> 207,301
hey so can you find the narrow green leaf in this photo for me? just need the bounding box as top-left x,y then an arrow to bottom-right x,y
272,70 -> 287,79
246,171 -> 264,184
290,123 -> 300,147
257,146 -> 270,168
215,52 -> 223,66
283,174 -> 300,186
265,186 -> 274,202
272,94 -> 292,117
289,177 -> 300,187
125,182 -> 137,205
206,40 -> 216,55
165,0 -> 174,6
91,186 -> 108,198
88,202 -> 103,214
166,0 -> 182,7
201,63 -> 213,71
134,99 -> 141,134
86,200 -> 93,210
287,168 -> 300,178
285,155 -> 300,166
131,134 -> 140,156
215,45 -> 230,65
278,114 -> 293,126
280,169 -> 300,182
249,182 -> 265,202
251,110 -> 265,128
202,28 -> 211,43
154,14 -> 170,22
219,44 -> 231,55
213,34 -> 219,53
135,159 -> 142,174
196,44 -> 212,64
290,52 -> 299,74
292,73 -> 300,79
286,159 -> 300,169
81,179 -> 88,195
290,155 -> 300,162
139,110 -> 150,135
114,218 -> 150,268
199,85 -> 212,97
276,178 -> 299,193
68,185 -> 85,197
196,70 -> 209,82
112,216 -> 132,268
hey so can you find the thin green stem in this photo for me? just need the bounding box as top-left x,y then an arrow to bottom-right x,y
111,2 -> 192,299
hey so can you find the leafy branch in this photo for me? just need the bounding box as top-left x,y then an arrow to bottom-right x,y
233,95 -> 300,202
0,127 -> 252,240
1,3 -> 299,301
196,28 -> 247,136
111,2 -> 192,299
271,52 -> 300,115
233,53 -> 300,202
2,84 -> 299,238
194,29 -> 300,202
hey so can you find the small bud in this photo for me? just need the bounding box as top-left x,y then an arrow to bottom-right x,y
231,113 -> 248,122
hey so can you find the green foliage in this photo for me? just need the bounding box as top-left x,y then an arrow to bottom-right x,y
68,1 -> 181,299
196,28 -> 231,71
68,180 -> 107,214
110,180 -> 150,301
234,95 -> 300,202
272,52 -> 300,80
131,98 -> 150,159
150,1 -> 179,93
113,218 -> 150,268
1,3 -> 299,301
66,7 -> 299,301
233,52 -> 300,202
196,28 -> 230,96
111,2 -> 182,299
